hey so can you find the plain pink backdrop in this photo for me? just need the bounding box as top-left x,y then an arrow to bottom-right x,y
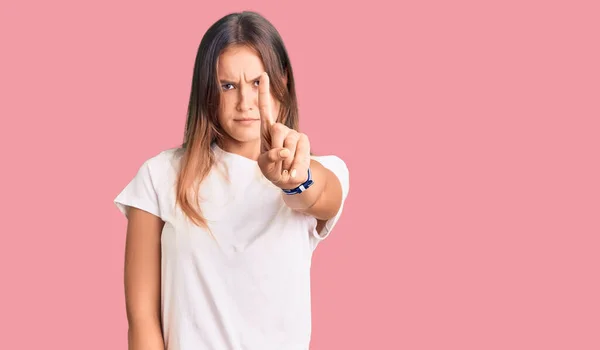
1,0 -> 598,349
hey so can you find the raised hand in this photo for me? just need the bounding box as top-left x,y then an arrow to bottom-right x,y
256,72 -> 311,190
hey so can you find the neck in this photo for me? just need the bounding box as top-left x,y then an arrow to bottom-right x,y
218,138 -> 261,161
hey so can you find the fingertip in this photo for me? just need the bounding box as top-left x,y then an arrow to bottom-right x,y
279,148 -> 290,158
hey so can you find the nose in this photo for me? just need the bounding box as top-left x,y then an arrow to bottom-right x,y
237,86 -> 255,112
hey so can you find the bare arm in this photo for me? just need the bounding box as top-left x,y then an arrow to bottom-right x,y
281,158 -> 343,221
124,207 -> 165,350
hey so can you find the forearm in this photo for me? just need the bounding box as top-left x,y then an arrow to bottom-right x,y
124,208 -> 165,349
282,159 -> 341,220
128,320 -> 164,350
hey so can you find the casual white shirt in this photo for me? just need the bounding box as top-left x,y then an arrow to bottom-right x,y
114,143 -> 350,350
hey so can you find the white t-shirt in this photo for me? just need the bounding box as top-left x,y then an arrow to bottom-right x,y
114,143 -> 350,350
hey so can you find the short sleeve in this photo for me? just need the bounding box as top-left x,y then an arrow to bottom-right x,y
114,159 -> 162,219
309,155 -> 350,242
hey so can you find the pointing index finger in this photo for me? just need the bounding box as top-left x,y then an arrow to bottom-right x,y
258,72 -> 274,127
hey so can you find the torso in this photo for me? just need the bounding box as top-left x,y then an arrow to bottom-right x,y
151,145 -> 322,350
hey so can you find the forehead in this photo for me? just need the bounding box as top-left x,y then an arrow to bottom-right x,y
217,45 -> 265,79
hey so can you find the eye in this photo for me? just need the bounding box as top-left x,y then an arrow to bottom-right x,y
221,83 -> 234,91
253,80 -> 260,87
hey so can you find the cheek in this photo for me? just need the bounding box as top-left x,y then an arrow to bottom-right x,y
218,97 -> 234,119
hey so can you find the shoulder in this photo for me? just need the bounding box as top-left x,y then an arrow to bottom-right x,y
310,153 -> 350,196
114,147 -> 184,220
144,147 -> 183,168
140,147 -> 184,183
311,154 -> 348,172
127,146 -> 184,198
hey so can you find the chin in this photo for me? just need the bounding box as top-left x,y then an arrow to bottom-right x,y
224,127 -> 260,144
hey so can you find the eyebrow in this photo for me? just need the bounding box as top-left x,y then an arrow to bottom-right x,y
218,75 -> 262,84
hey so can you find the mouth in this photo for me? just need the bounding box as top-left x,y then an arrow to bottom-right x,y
234,119 -> 260,122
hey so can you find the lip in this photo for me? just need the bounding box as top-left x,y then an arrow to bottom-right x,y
234,119 -> 260,122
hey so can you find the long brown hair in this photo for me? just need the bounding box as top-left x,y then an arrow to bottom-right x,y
176,11 -> 300,228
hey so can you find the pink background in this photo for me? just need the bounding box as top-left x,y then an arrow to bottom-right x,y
1,0 -> 599,349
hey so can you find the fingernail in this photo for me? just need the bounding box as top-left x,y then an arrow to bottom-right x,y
279,149 -> 289,157
290,169 -> 297,178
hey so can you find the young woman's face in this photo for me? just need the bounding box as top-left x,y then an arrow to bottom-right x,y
217,45 -> 280,147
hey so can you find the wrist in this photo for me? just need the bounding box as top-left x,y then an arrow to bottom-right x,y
281,168 -> 313,195
281,161 -> 328,212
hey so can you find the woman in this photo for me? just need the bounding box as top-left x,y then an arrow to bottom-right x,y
115,11 -> 349,350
